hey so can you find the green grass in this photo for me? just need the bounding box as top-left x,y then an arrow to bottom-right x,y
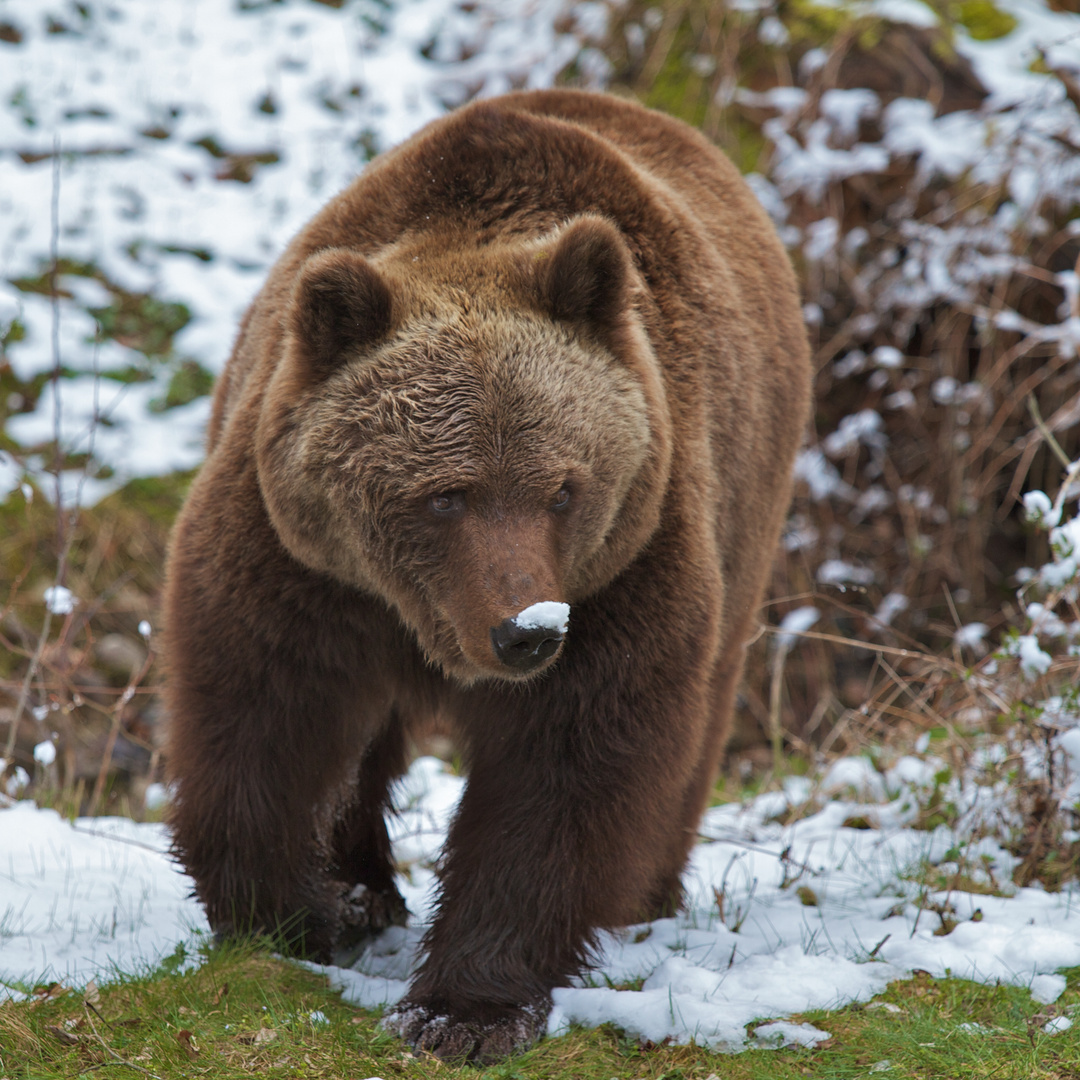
4,942 -> 1080,1078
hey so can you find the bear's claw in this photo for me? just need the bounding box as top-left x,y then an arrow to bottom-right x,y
383,1000 -> 548,1064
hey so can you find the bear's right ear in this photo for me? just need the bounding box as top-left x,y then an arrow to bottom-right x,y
287,248 -> 394,380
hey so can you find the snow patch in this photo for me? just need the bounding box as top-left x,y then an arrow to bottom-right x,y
1017,634 -> 1052,679
43,586 -> 75,616
955,623 -> 989,650
33,740 -> 56,767
1024,490 -> 1060,528
0,803 -> 208,990
1030,972 -> 1067,1004
873,591 -> 909,628
776,606 -> 819,648
754,1020 -> 832,1048
818,559 -> 876,587
144,783 -> 168,811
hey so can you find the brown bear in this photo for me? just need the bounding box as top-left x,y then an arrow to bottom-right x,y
162,89 -> 811,1063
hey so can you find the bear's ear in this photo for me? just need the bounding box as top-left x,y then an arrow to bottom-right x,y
288,248 -> 394,379
537,216 -> 632,332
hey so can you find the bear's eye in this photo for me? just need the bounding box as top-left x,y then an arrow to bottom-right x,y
429,492 -> 464,515
552,486 -> 571,510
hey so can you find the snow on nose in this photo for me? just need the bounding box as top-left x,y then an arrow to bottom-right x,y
490,602 -> 570,672
512,601 -> 570,634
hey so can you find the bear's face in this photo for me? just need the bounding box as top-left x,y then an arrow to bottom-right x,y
256,218 -> 671,683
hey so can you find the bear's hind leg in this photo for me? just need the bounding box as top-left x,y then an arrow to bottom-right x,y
330,712 -> 410,960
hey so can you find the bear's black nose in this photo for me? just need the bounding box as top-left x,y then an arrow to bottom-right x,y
490,617 -> 564,672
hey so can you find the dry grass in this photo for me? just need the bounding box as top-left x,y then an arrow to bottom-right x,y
0,471 -> 189,816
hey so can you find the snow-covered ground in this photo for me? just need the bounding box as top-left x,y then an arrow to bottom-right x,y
4,753 -> 1080,1051
0,803 -> 207,988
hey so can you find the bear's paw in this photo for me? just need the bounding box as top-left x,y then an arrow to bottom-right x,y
340,881 -> 409,932
383,998 -> 549,1064
330,882 -> 409,966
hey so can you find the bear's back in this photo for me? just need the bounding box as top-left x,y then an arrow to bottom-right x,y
210,91 -> 803,457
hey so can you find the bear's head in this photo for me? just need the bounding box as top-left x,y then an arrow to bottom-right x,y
255,216 -> 672,683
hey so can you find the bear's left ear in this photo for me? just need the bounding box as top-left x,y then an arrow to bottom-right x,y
537,216 -> 633,333
288,248 -> 394,380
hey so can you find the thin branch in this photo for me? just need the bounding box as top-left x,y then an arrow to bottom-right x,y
82,1003 -> 163,1080
696,832 -> 821,880
3,140 -> 72,772
2,141 -> 109,783
1027,393 -> 1073,471
88,646 -> 155,817
768,642 -> 789,776
759,624 -> 964,673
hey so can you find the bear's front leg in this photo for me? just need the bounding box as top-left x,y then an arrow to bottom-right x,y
386,627 -> 716,1063
164,478 -> 401,962
166,633 -> 368,960
169,651 -> 410,961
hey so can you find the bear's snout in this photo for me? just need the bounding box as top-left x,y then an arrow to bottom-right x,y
490,601 -> 570,673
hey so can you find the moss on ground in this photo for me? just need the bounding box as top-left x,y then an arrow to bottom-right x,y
3,944 -> 1080,1079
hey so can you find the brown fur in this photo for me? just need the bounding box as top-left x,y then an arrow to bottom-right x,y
162,90 -> 811,1063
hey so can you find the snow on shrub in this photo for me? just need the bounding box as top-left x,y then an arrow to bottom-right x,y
607,0 -> 1080,749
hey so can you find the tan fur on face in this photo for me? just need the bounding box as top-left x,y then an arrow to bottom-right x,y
256,236 -> 658,680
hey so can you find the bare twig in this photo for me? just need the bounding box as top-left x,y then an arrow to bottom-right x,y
868,933 -> 890,959
760,625 -> 964,673
3,139 -> 67,773
82,1003 -> 163,1080
1027,393 -> 1073,471
697,832 -> 820,880
2,139 -> 109,791
88,646 -> 155,817
768,641 -> 790,776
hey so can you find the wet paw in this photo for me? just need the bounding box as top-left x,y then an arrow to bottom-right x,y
383,999 -> 549,1064
341,882 -> 408,933
331,883 -> 409,966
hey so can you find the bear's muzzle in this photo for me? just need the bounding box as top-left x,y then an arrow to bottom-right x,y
489,601 -> 569,673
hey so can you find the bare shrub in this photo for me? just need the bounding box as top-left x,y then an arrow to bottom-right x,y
603,0 -> 1080,753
